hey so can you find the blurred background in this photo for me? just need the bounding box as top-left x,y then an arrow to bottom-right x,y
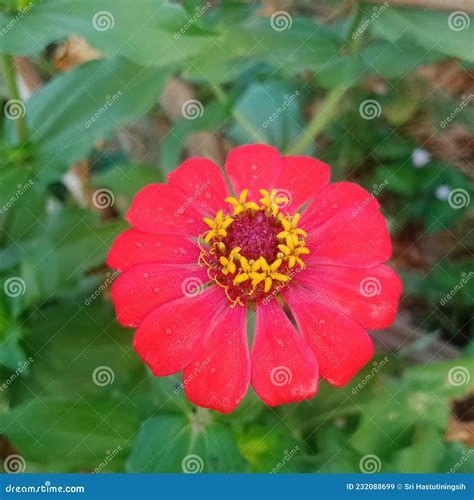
0,0 -> 472,474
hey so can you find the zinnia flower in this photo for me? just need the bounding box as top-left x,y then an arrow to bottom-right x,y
107,144 -> 401,413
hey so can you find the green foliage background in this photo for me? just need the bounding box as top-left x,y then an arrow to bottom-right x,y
0,0 -> 472,473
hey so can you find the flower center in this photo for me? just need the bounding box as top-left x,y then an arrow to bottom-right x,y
198,189 -> 310,306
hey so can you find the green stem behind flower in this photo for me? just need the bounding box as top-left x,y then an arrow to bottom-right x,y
211,84 -> 269,145
0,53 -> 28,144
285,85 -> 349,156
285,3 -> 365,156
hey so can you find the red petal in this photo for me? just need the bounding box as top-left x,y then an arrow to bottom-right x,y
167,157 -> 229,216
107,229 -> 199,271
133,286 -> 228,376
284,285 -> 374,387
306,208 -> 392,268
251,300 -> 318,406
299,264 -> 402,330
301,182 -> 381,233
125,183 -> 206,236
184,306 -> 250,413
111,263 -> 208,327
225,144 -> 282,199
276,155 -> 330,210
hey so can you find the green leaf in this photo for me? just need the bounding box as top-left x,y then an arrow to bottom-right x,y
391,426 -> 446,473
317,41 -> 447,89
0,0 -> 212,65
229,80 -> 310,152
127,413 -> 245,472
92,164 -> 162,214
184,17 -> 340,84
15,57 -> 173,178
371,8 -> 474,63
350,358 -> 473,456
0,308 -> 25,371
46,208 -> 125,283
10,302 -> 142,404
236,424 -> 303,473
160,100 -> 228,173
0,164 -> 33,218
0,397 -> 139,472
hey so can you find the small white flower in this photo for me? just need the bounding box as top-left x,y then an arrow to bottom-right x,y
435,184 -> 451,201
411,148 -> 431,168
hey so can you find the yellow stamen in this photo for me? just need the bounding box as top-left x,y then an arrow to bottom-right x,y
198,188 -> 310,304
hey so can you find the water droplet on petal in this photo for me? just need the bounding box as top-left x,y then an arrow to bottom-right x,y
142,272 -> 149,278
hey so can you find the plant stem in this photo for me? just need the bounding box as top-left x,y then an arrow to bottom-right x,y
285,84 -> 348,156
211,83 -> 269,145
284,2 -> 365,156
0,53 -> 28,143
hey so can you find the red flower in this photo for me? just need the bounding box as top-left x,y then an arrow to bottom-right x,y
107,144 -> 402,413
